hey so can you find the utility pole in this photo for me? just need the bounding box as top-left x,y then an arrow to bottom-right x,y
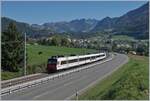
24,32 -> 27,76
84,40 -> 86,55
76,89 -> 78,100
83,39 -> 86,55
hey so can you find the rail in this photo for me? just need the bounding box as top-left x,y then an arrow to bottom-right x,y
1,73 -> 46,88
1,54 -> 114,96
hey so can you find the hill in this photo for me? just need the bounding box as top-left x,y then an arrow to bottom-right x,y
42,18 -> 98,33
2,17 -> 98,37
92,3 -> 149,39
1,17 -> 54,38
1,2 -> 149,39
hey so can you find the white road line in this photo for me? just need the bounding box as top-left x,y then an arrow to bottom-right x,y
1,54 -> 114,96
65,54 -> 128,100
32,54 -> 115,100
32,75 -> 88,100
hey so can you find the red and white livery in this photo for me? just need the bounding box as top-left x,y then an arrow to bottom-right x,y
47,52 -> 107,72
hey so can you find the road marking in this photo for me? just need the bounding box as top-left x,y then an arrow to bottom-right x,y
1,54 -> 114,97
65,54 -> 128,100
32,75 -> 88,100
63,81 -> 73,87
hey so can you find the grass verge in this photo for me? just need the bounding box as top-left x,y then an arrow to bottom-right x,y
76,54 -> 149,100
1,68 -> 23,80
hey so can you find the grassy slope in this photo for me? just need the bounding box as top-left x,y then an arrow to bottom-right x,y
112,35 -> 135,41
27,44 -> 96,66
77,54 -> 149,100
2,45 -> 96,80
1,70 -> 23,80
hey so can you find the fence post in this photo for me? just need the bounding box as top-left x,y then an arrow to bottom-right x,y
76,89 -> 78,100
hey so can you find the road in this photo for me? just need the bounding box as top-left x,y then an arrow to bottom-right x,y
2,53 -> 128,100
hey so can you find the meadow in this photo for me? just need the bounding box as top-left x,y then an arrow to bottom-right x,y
2,44 -> 96,80
112,35 -> 135,41
27,44 -> 96,66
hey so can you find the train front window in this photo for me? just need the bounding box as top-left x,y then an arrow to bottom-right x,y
48,59 -> 57,64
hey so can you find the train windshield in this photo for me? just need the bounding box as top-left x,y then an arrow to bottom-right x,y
48,59 -> 57,64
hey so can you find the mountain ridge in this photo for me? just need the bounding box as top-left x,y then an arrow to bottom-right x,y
1,2 -> 149,39
92,2 -> 149,39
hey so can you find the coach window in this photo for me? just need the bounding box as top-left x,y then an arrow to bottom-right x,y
91,56 -> 95,59
68,59 -> 78,63
79,58 -> 85,61
61,61 -> 67,65
100,54 -> 105,57
86,57 -> 89,60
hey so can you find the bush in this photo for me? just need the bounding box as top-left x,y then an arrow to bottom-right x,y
38,51 -> 43,55
27,63 -> 47,74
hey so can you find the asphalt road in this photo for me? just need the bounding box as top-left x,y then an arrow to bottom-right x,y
2,53 -> 128,100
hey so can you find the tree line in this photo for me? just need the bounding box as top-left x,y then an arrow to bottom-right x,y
37,35 -> 71,47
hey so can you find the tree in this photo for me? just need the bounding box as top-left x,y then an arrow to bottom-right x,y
61,37 -> 70,47
136,45 -> 145,55
2,22 -> 24,72
51,36 -> 61,46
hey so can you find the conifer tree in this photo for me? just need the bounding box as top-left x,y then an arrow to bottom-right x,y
2,22 -> 24,72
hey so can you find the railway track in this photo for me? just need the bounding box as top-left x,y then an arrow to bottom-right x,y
1,53 -> 111,89
1,73 -> 49,89
1,54 -> 113,97
1,69 -> 76,89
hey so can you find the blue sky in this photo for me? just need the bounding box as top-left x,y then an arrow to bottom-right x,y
2,1 -> 147,24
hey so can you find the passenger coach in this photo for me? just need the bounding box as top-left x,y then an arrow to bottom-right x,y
47,52 -> 106,72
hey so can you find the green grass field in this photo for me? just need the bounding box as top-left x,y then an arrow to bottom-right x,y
112,35 -> 135,41
76,54 -> 149,100
2,45 -> 96,80
27,44 -> 96,66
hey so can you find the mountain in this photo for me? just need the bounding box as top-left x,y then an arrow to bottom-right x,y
2,17 -> 98,37
1,2 -> 149,39
2,17 -> 54,38
41,18 -> 98,33
92,2 -> 149,39
92,17 -> 118,32
2,17 -> 32,34
42,21 -> 71,33
69,19 -> 98,32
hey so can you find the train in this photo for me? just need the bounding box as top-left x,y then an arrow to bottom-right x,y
47,52 -> 107,72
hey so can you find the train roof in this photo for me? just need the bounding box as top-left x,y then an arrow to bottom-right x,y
48,52 -> 106,61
